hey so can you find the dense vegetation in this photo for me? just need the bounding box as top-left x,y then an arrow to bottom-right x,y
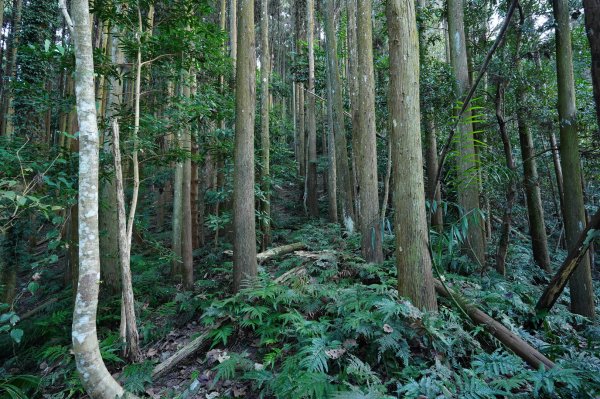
0,0 -> 599,398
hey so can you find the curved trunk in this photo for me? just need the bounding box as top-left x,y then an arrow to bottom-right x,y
66,0 -> 130,396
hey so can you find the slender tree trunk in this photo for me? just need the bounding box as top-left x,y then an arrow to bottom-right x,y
387,0 -> 437,311
346,0 -> 360,222
111,120 -> 141,362
548,131 -> 565,217
494,82 -> 516,275
99,28 -> 123,296
233,0 -> 257,292
324,0 -> 355,231
418,0 -> 443,232
306,0 -> 318,217
64,0 -> 130,395
230,0 -> 237,72
181,72 -> 194,290
191,141 -> 200,249
260,0 -> 271,250
583,0 -> 600,133
1,0 -> 23,138
354,0 -> 383,263
552,0 -> 595,318
447,0 -> 486,268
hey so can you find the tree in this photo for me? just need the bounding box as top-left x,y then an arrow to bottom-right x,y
387,0 -> 437,310
324,0 -> 355,231
61,0 -> 129,396
232,0 -> 257,292
447,0 -> 486,267
305,0 -> 318,217
355,0 -> 383,263
583,0 -> 600,130
260,0 -> 271,249
552,0 -> 595,318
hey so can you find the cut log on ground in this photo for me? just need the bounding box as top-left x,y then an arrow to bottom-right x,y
434,279 -> 554,370
257,242 -> 306,263
274,265 -> 308,283
152,321 -> 221,379
535,208 -> 600,316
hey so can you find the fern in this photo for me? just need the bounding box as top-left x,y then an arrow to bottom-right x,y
121,361 -> 154,394
299,337 -> 330,373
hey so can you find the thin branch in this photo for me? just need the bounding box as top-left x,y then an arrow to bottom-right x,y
58,0 -> 74,35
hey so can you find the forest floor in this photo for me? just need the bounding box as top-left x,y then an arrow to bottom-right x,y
2,179 -> 600,398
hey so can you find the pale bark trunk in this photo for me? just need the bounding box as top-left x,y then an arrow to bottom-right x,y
387,0 -> 437,311
324,0 -> 355,231
447,0 -> 486,267
260,0 -> 271,250
355,0 -> 383,263
306,0 -> 318,217
233,0 -> 257,292
65,0 -> 130,396
552,0 -> 595,318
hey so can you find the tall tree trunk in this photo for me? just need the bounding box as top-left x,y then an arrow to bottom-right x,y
324,0 -> 355,231
63,0 -> 129,396
418,0 -> 443,232
99,27 -> 123,296
583,0 -> 600,133
552,0 -> 595,318
1,0 -> 23,138
233,0 -> 257,293
260,0 -> 271,250
494,82 -> 516,275
355,0 -> 383,263
447,0 -> 486,268
181,72 -> 194,290
346,0 -> 360,222
387,0 -> 437,311
306,0 -> 318,217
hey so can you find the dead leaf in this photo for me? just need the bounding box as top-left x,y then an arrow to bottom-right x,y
383,324 -> 393,333
325,348 -> 346,359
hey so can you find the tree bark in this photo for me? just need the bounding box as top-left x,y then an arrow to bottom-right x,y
232,0 -> 257,293
181,72 -> 194,290
355,0 -> 383,263
583,0 -> 600,132
1,0 -> 23,138
536,208 -> 600,316
324,0 -> 355,231
552,0 -> 595,319
260,0 -> 271,250
305,0 -> 318,217
447,0 -> 486,267
65,0 -> 130,396
387,0 -> 437,311
494,82 -> 516,275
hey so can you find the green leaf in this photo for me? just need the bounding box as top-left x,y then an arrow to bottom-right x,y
10,328 -> 24,343
27,282 -> 39,294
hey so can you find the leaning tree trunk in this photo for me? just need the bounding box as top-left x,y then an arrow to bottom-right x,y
324,0 -> 355,231
536,208 -> 600,317
63,0 -> 130,396
552,0 -> 595,319
447,0 -> 486,268
355,0 -> 383,263
387,0 -> 437,311
232,0 -> 257,293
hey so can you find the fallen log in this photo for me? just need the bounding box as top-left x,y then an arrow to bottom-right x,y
21,298 -> 58,320
492,215 -> 529,241
535,208 -> 600,316
152,321 -> 221,379
257,242 -> 306,263
274,265 -> 308,283
224,242 -> 307,263
434,279 -> 554,370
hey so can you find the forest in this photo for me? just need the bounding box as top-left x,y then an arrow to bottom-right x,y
0,0 -> 599,397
